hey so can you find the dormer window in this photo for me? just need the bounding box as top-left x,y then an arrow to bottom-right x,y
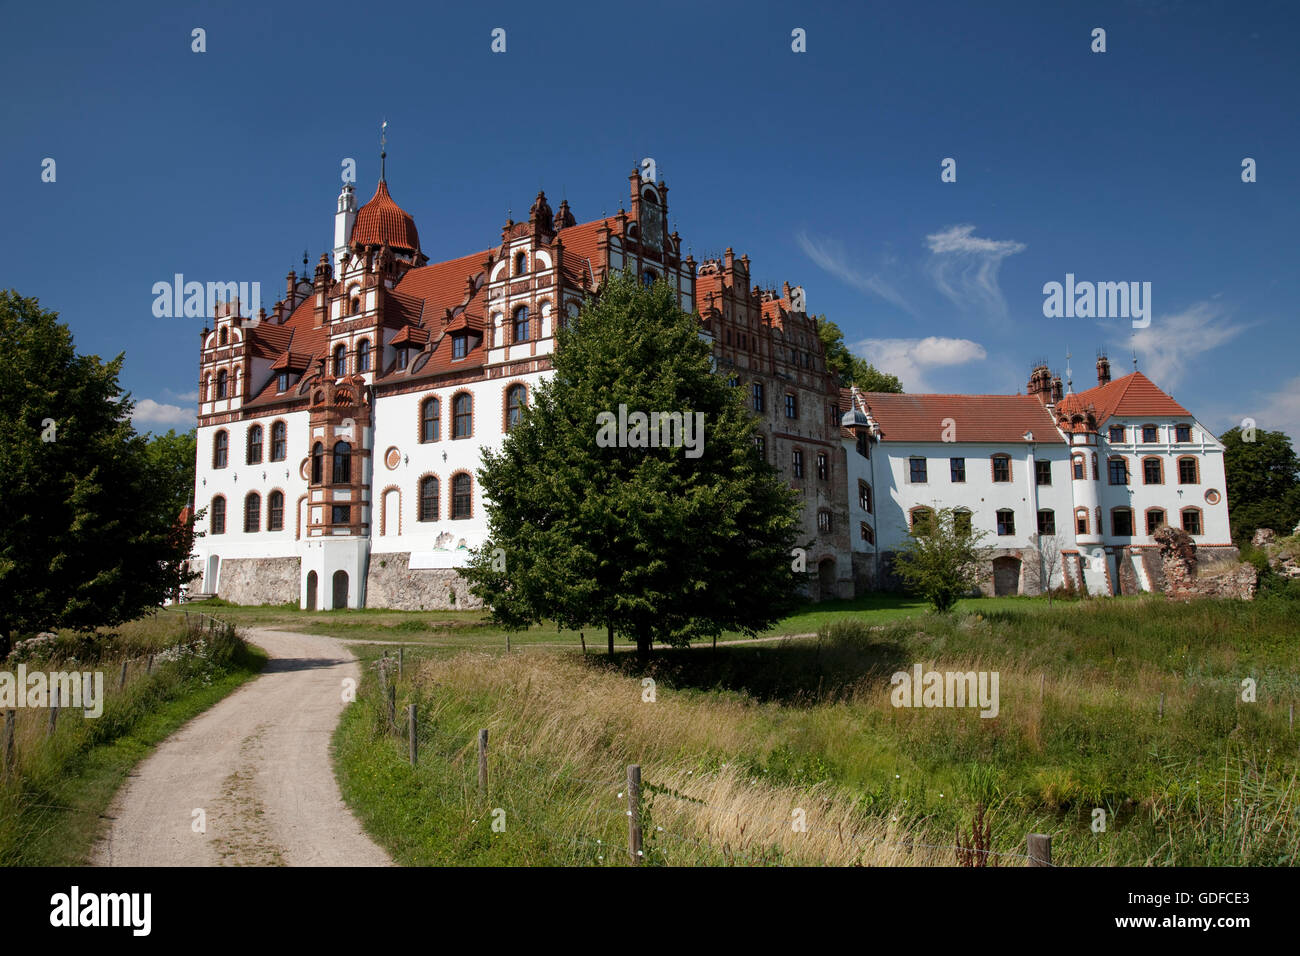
452,335 -> 467,360
277,371 -> 289,392
396,347 -> 409,369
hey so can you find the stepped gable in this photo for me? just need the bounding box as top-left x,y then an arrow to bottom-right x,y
857,392 -> 1064,444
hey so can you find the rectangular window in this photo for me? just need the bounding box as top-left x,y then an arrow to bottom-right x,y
1072,456 -> 1085,480
1175,424 -> 1192,443
792,450 -> 804,478
331,505 -> 350,525
817,511 -> 832,533
909,457 -> 927,483
954,511 -> 972,536
1075,511 -> 1088,535
1113,509 -> 1134,536
754,435 -> 765,459
1109,425 -> 1125,442
860,522 -> 874,545
1108,458 -> 1129,485
1038,510 -> 1056,536
453,335 -> 467,360
1146,509 -> 1165,534
277,371 -> 289,392
950,457 -> 965,482
1178,458 -> 1198,484
784,394 -> 798,419
1182,510 -> 1201,535
997,511 -> 1015,536
1142,425 -> 1158,443
856,433 -> 870,459
817,453 -> 828,481
1035,460 -> 1051,486
858,481 -> 872,513
992,456 -> 1011,482
752,383 -> 764,412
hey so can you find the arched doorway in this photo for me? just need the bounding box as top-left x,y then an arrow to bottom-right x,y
992,556 -> 1021,596
305,571 -> 318,610
817,558 -> 837,601
332,570 -> 349,610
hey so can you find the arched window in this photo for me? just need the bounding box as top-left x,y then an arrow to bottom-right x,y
270,421 -> 287,461
268,491 -> 284,531
211,496 -> 226,535
642,269 -> 657,287
996,509 -> 1015,536
246,424 -> 263,464
333,344 -> 346,376
1107,456 -> 1129,485
420,397 -> 440,443
332,441 -> 351,484
451,473 -> 472,519
1037,509 -> 1056,536
1091,453 -> 1099,479
1178,456 -> 1199,484
505,384 -> 526,432
311,442 -> 323,484
817,509 -> 832,533
515,251 -> 527,275
513,306 -> 529,343
1111,507 -> 1134,537
216,369 -> 228,399
909,506 -> 933,533
202,373 -> 210,402
1075,507 -> 1090,535
213,430 -> 228,469
1145,508 -> 1166,535
1181,507 -> 1203,535
453,393 -> 472,438
244,492 -> 261,533
953,509 -> 973,536
350,295 -> 361,316
1072,454 -> 1085,480
357,339 -> 371,373
419,476 -> 439,522
219,327 -> 228,346
1142,457 -> 1163,484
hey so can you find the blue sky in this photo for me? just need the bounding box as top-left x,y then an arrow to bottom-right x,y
3,0 -> 1296,441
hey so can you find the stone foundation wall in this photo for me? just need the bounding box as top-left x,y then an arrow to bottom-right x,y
1152,528 -> 1255,600
364,554 -> 485,610
217,557 -> 300,606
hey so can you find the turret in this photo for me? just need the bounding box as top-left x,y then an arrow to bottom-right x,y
333,183 -> 356,273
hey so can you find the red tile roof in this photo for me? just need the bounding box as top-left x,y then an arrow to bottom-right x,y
857,392 -> 1064,444
1056,371 -> 1189,425
352,180 -> 420,252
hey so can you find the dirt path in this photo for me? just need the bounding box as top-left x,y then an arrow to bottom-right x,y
92,628 -> 391,867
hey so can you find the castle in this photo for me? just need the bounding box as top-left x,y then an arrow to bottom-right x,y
188,167 -> 1235,609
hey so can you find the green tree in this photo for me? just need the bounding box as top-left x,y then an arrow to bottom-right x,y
141,428 -> 197,520
892,506 -> 992,613
1220,426 -> 1300,544
815,317 -> 903,393
0,291 -> 198,657
460,271 -> 803,661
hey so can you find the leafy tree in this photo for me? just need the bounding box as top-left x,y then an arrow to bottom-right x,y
460,271 -> 803,661
0,291 -> 198,657
815,316 -> 903,393
1219,426 -> 1300,544
893,506 -> 992,613
141,428 -> 197,520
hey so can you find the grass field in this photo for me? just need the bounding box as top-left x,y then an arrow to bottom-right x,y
326,592 -> 1300,866
0,614 -> 265,866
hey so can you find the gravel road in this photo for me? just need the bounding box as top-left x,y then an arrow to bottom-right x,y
92,628 -> 391,867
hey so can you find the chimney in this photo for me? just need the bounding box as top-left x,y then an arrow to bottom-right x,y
1051,374 -> 1063,404
285,271 -> 298,311
1027,364 -> 1052,404
1097,353 -> 1111,388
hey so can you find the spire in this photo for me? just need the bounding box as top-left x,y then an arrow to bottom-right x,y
380,119 -> 388,182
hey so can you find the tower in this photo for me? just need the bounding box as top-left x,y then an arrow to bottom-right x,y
333,183 -> 356,273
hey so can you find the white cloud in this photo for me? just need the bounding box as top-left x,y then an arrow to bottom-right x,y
1122,301 -> 1247,391
851,336 -> 987,392
924,224 -> 1025,319
165,388 -> 200,403
795,232 -> 913,313
133,399 -> 194,429
1246,376 -> 1300,447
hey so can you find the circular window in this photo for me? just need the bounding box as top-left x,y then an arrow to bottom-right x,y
1205,488 -> 1221,505
385,446 -> 401,470
299,457 -> 310,481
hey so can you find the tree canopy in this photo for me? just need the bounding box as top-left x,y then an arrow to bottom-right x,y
815,316 -> 903,393
1220,425 -> 1300,544
0,291 -> 197,657
459,271 -> 803,660
892,506 -> 992,612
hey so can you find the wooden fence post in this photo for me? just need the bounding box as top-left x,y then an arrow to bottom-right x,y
48,687 -> 60,738
408,704 -> 417,767
118,660 -> 128,692
1027,832 -> 1051,867
398,646 -> 403,679
627,764 -> 642,865
146,654 -> 154,675
580,632 -> 586,656
387,683 -> 396,729
506,634 -> 511,654
477,729 -> 489,797
3,710 -> 14,774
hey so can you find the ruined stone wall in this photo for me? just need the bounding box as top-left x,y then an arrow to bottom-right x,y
1152,527 -> 1255,600
217,557 -> 300,606
364,554 -> 484,610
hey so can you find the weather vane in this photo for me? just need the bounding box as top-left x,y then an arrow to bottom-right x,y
380,119 -> 388,179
